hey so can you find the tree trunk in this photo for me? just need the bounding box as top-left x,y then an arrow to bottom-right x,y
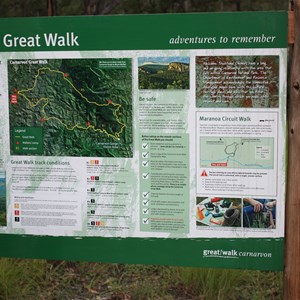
219,0 -> 224,11
83,0 -> 97,15
184,0 -> 191,12
235,0 -> 241,11
84,0 -> 121,15
47,0 -> 52,16
23,0 -> 28,17
47,0 -> 57,16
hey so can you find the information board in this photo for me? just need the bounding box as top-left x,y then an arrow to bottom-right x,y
0,12 -> 287,270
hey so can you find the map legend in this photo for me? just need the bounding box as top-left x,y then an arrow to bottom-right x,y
12,127 -> 43,155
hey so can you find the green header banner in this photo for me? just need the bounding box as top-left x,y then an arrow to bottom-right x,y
0,11 -> 287,51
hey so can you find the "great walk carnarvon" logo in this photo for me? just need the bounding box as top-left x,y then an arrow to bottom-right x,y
203,249 -> 272,259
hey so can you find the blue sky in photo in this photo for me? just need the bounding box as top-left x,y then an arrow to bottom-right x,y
138,56 -> 190,66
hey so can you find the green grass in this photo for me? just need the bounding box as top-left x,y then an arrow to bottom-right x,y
0,259 -> 283,299
0,258 -> 47,300
174,267 -> 283,300
236,270 -> 283,300
176,267 -> 243,299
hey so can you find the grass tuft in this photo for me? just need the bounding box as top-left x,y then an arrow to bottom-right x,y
0,258 -> 46,300
176,267 -> 243,299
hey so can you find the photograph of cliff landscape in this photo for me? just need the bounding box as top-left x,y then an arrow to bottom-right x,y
138,57 -> 189,89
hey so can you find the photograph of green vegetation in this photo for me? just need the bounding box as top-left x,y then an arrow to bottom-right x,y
0,259 -> 283,299
0,172 -> 6,227
138,57 -> 189,90
8,58 -> 133,158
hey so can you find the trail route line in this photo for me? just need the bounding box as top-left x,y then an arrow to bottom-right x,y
200,137 -> 274,169
18,67 -> 125,140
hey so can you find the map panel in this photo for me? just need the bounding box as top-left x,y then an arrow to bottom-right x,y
200,137 -> 274,169
8,58 -> 133,157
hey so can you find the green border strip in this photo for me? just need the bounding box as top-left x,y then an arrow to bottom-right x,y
0,235 -> 283,271
0,11 -> 287,51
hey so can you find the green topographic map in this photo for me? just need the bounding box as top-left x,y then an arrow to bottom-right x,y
8,58 -> 133,157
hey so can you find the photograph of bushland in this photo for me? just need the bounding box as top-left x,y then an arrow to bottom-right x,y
138,57 -> 189,90
0,171 -> 6,226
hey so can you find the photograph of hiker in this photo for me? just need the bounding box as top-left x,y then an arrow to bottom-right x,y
242,198 -> 276,229
196,197 -> 241,227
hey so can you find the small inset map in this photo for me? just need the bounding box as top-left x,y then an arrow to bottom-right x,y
8,58 -> 132,157
200,137 -> 274,169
